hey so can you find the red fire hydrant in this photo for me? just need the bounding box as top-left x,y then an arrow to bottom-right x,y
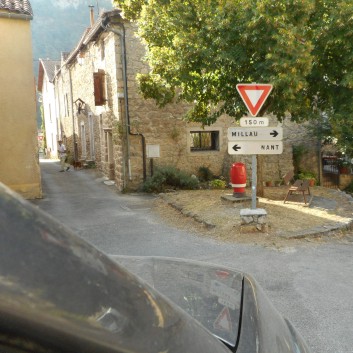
230,162 -> 246,198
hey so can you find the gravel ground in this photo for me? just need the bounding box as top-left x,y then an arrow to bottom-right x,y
153,186 -> 353,247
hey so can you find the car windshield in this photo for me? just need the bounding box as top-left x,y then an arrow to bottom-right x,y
113,256 -> 243,347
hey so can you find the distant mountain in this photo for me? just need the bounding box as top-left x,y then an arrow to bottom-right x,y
31,0 -> 114,75
30,0 -> 114,128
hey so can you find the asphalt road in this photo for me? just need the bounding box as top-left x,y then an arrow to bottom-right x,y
33,159 -> 353,353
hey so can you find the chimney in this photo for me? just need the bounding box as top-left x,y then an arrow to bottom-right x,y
89,5 -> 95,27
61,52 -> 70,65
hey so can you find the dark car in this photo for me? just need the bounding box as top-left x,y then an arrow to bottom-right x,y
0,182 -> 311,353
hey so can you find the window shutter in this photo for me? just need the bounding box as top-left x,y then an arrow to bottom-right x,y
93,70 -> 105,106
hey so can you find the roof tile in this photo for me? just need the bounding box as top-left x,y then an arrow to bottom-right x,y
0,0 -> 33,16
40,59 -> 61,82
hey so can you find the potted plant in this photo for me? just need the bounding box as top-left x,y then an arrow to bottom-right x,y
337,160 -> 351,174
298,171 -> 316,186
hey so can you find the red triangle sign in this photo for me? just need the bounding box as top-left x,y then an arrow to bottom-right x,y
214,307 -> 232,332
236,83 -> 273,117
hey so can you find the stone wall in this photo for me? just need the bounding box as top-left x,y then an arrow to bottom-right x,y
284,118 -> 320,179
55,64 -> 71,145
339,174 -> 353,190
53,13 -> 301,191
123,23 -> 295,188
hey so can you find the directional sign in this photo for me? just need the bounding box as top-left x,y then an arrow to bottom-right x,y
228,141 -> 283,155
236,84 -> 273,117
228,127 -> 283,141
240,117 -> 269,127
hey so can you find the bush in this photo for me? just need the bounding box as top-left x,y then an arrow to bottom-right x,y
197,166 -> 214,182
209,179 -> 227,189
142,166 -> 199,193
344,181 -> 353,194
298,171 -> 316,186
298,171 -> 316,180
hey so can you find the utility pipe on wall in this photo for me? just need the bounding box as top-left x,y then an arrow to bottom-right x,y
101,20 -> 147,183
68,68 -> 77,162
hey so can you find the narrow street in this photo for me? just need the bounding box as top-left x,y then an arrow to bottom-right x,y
33,159 -> 353,353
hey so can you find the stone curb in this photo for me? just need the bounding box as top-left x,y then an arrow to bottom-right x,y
159,194 -> 215,229
282,219 -> 353,240
159,190 -> 353,239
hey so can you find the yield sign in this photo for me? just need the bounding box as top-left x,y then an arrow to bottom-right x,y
236,83 -> 273,117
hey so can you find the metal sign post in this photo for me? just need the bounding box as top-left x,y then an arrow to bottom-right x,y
146,145 -> 160,177
229,83 -> 276,230
229,83 -> 280,210
251,155 -> 257,209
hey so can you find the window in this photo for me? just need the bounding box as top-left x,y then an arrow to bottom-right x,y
103,128 -> 113,163
93,70 -> 106,106
190,131 -> 219,151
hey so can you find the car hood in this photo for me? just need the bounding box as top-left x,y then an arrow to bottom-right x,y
112,256 -> 312,353
112,256 -> 243,347
0,183 -> 231,353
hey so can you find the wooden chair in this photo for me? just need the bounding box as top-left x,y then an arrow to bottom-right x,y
283,171 -> 312,205
282,170 -> 295,186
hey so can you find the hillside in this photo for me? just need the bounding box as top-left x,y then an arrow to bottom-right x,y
31,0 -> 114,75
30,0 -> 114,127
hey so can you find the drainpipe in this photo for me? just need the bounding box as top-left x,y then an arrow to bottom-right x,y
101,20 -> 147,183
68,68 -> 77,162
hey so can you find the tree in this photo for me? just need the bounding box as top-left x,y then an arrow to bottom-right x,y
307,1 -> 353,155
113,0 -> 352,127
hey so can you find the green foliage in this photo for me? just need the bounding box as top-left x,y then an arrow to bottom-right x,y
292,144 -> 308,174
298,171 -> 316,180
85,161 -> 96,169
113,0 -> 353,156
114,0 -> 314,124
141,166 -> 199,193
197,166 -> 214,182
209,179 -> 226,189
137,74 -> 175,108
337,159 -> 352,168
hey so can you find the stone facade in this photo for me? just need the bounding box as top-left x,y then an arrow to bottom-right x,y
55,55 -> 76,158
284,118 -> 320,178
38,59 -> 61,158
50,10 -> 300,191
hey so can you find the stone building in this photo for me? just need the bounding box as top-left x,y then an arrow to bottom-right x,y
0,0 -> 41,199
46,8 -> 300,191
37,59 -> 61,158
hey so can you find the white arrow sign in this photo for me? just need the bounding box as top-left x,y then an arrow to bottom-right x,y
228,127 -> 283,141
228,141 -> 283,155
